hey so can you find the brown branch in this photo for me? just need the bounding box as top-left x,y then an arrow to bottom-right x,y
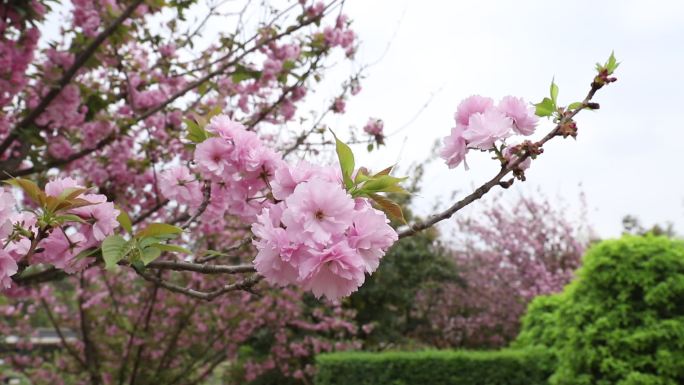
0,0 -> 145,156
12,265 -> 67,285
78,273 -> 103,385
117,282 -> 158,385
153,302 -> 199,377
127,277 -> 160,385
39,298 -> 87,369
132,199 -> 170,225
245,56 -> 322,130
181,182 -> 211,229
195,237 -> 253,263
135,268 -> 263,301
147,260 -> 255,274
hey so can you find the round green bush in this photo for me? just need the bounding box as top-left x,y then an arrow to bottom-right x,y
513,292 -> 565,350
518,235 -> 684,385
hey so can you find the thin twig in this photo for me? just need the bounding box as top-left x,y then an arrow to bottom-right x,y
39,298 -> 87,369
135,269 -> 263,301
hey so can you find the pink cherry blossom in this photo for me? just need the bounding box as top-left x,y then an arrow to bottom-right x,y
0,249 -> 17,289
498,96 -> 538,135
271,161 -> 339,201
462,109 -> 513,150
281,178 -> 355,244
34,230 -> 86,270
0,189 -> 16,240
252,205 -> 301,286
347,202 -> 397,273
440,124 -> 469,169
299,240 -> 365,299
71,194 -> 120,241
455,95 -> 494,126
44,177 -> 82,197
159,166 -> 203,207
194,137 -> 233,177
363,118 -> 384,136
332,97 -> 345,114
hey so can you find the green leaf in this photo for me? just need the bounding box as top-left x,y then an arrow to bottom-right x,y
368,193 -> 407,224
382,184 -> 410,194
550,79 -> 559,105
140,247 -> 162,265
330,130 -> 355,189
568,102 -> 584,110
282,60 -> 296,72
102,235 -> 128,270
149,243 -> 192,255
605,51 -> 619,74
231,65 -> 262,83
138,236 -> 171,248
185,118 -> 209,143
136,223 -> 183,238
534,98 -> 556,118
117,208 -> 133,234
55,214 -> 86,224
361,175 -> 408,193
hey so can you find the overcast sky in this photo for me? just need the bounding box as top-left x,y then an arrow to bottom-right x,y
322,0 -> 684,238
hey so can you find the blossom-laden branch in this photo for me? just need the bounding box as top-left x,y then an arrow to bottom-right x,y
398,81 -> 604,239
0,0 -> 145,157
0,0 -> 346,179
3,55 -> 617,303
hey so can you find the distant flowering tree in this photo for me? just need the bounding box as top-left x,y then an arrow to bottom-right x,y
0,0 -> 618,382
412,193 -> 589,348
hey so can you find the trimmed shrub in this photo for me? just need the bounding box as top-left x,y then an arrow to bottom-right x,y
315,349 -> 554,385
513,293 -> 565,350
516,235 -> 684,385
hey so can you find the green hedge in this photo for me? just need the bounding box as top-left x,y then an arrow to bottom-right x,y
515,235 -> 684,385
315,349 -> 554,385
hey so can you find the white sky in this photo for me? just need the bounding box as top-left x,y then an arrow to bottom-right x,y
326,0 -> 684,238
40,0 -> 684,239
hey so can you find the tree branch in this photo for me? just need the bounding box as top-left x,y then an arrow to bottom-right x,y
39,298 -> 87,369
134,269 -> 263,301
147,260 -> 255,274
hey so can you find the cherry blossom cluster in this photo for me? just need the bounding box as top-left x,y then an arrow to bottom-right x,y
363,118 -> 384,136
191,116 -> 284,221
0,178 -> 119,291
0,1 -> 42,137
322,14 -> 356,57
157,114 -> 399,300
440,95 -> 539,169
252,161 -> 397,300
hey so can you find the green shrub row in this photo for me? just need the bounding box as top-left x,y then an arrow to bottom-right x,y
315,348 -> 554,385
